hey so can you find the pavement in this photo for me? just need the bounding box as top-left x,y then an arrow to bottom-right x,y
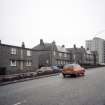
0,67 -> 105,105
0,73 -> 59,86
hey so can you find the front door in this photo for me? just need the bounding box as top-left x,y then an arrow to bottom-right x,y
0,67 -> 6,75
20,61 -> 23,70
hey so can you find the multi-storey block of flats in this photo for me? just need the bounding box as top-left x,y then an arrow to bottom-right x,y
0,41 -> 36,75
86,37 -> 105,64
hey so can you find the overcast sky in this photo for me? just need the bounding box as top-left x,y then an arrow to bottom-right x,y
0,0 -> 105,48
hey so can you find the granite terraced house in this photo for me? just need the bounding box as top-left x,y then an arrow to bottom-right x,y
0,39 -> 99,76
33,39 -> 72,68
67,45 -> 98,65
0,41 -> 36,75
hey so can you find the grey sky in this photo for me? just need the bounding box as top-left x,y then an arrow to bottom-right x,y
0,0 -> 105,48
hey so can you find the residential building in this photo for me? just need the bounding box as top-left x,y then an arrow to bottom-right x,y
67,45 -> 98,65
0,41 -> 36,75
85,50 -> 98,65
0,38 -> 99,76
33,39 -> 72,68
86,37 -> 105,64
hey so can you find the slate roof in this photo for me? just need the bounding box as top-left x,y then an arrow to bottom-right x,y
67,47 -> 86,53
33,40 -> 68,52
57,45 -> 68,52
33,43 -> 52,51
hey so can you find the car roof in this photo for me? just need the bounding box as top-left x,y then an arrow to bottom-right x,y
64,64 -> 80,68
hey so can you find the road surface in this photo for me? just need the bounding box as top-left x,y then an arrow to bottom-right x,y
0,67 -> 105,105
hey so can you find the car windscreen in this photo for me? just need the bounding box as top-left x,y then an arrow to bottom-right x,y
52,66 -> 59,70
64,64 -> 73,69
73,64 -> 81,68
40,67 -> 52,71
40,67 -> 47,69
64,64 -> 81,69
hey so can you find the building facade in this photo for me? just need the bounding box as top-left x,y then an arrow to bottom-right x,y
67,45 -> 98,65
33,39 -> 72,68
0,39 -> 99,76
86,37 -> 105,64
0,41 -> 36,75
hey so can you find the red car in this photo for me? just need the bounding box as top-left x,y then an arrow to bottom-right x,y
62,64 -> 85,77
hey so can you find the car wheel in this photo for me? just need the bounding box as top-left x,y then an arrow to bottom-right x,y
62,74 -> 66,78
71,74 -> 76,77
81,73 -> 85,76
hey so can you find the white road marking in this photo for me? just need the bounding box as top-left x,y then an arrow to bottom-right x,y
13,100 -> 27,105
14,102 -> 21,105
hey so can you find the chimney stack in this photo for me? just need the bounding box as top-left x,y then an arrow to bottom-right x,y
40,39 -> 44,45
81,46 -> 83,48
62,45 -> 65,47
52,41 -> 56,45
74,44 -> 76,49
87,48 -> 89,50
22,42 -> 25,48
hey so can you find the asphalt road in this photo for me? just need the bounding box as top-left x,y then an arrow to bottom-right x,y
0,67 -> 105,105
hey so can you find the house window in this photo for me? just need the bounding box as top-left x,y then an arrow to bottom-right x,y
26,60 -> 32,66
64,53 -> 67,57
53,51 -> 56,56
46,60 -> 49,64
59,53 -> 62,57
61,61 -> 63,65
10,60 -> 16,66
57,60 -> 60,64
11,48 -> 16,55
27,50 -> 31,56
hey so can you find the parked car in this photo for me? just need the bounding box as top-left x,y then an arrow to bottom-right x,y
62,64 -> 85,77
51,66 -> 62,73
36,67 -> 53,75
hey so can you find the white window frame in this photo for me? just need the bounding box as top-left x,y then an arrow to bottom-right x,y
10,60 -> 16,66
26,60 -> 32,66
11,48 -> 16,55
64,53 -> 67,57
27,50 -> 31,56
59,53 -> 62,57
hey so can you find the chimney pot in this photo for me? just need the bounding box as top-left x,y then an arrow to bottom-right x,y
62,45 -> 65,47
81,46 -> 83,48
